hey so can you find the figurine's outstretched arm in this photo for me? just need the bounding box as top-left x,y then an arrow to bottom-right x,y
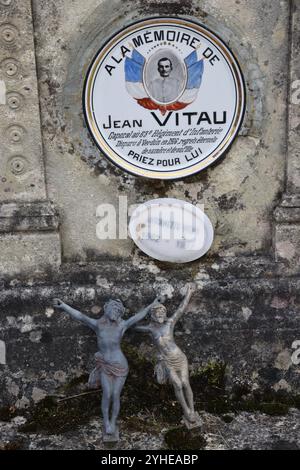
124,297 -> 162,330
53,298 -> 97,331
169,283 -> 196,326
135,325 -> 152,333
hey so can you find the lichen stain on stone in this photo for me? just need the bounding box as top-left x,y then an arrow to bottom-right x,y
133,177 -> 173,198
194,270 -> 210,289
276,241 -> 296,261
96,276 -> 112,289
241,306 -> 252,321
32,387 -> 47,404
7,379 -> 19,397
15,396 -> 30,410
45,307 -> 54,318
152,279 -> 174,299
29,330 -> 42,343
53,370 -> 67,383
271,296 -> 288,309
273,379 -> 292,393
42,77 -> 60,97
7,314 -> 35,333
274,350 -> 292,371
139,0 -> 195,16
131,254 -> 161,274
217,192 -> 245,211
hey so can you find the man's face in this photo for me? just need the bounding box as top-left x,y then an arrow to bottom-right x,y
105,308 -> 120,322
151,306 -> 167,324
104,301 -> 123,322
158,59 -> 172,78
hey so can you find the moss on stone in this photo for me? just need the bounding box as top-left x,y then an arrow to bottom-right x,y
19,393 -> 101,434
191,361 -> 227,389
15,352 -> 300,436
190,361 -> 230,414
254,402 -> 290,416
60,374 -> 89,392
221,414 -> 235,423
123,416 -> 161,434
164,426 -> 206,450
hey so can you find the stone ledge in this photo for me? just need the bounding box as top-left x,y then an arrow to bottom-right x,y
279,194 -> 300,208
0,201 -> 60,233
0,254 -> 292,285
274,206 -> 300,223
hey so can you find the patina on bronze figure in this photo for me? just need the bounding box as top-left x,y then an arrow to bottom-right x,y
53,296 -> 161,441
135,283 -> 202,429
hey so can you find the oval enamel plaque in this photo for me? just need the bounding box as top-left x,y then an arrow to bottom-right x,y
84,17 -> 246,179
129,198 -> 214,263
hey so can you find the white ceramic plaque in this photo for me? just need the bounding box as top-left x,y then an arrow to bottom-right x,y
129,198 -> 214,263
84,17 -> 245,179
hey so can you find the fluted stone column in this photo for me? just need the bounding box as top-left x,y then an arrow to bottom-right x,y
274,0 -> 300,274
0,0 -> 61,276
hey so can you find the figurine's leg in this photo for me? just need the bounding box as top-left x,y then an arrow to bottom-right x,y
181,368 -> 195,414
169,370 -> 191,420
100,373 -> 113,434
184,382 -> 194,413
110,375 -> 127,433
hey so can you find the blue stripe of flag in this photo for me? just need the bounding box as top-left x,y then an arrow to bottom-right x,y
125,50 -> 145,83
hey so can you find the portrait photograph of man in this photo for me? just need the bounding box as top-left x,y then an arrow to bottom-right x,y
144,50 -> 186,104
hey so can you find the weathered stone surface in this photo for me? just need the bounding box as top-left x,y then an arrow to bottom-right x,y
274,1 -> 300,274
0,0 -> 300,451
0,0 -> 47,201
0,232 -> 61,276
286,0 -> 300,194
0,201 -> 59,232
1,410 -> 300,450
0,0 -> 61,276
275,224 -> 300,272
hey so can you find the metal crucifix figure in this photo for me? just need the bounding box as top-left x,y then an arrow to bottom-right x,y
135,283 -> 202,429
53,295 -> 161,441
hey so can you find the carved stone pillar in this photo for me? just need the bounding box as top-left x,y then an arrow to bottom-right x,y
0,0 -> 61,276
274,0 -> 300,273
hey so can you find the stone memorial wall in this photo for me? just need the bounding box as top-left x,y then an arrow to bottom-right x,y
0,0 -> 299,445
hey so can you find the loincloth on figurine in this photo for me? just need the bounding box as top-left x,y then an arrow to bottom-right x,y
154,351 -> 188,384
88,352 -> 129,388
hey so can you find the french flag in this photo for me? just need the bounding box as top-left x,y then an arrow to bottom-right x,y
125,49 -> 204,114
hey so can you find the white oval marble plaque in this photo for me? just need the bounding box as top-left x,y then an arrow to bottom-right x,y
83,17 -> 245,180
129,198 -> 214,262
